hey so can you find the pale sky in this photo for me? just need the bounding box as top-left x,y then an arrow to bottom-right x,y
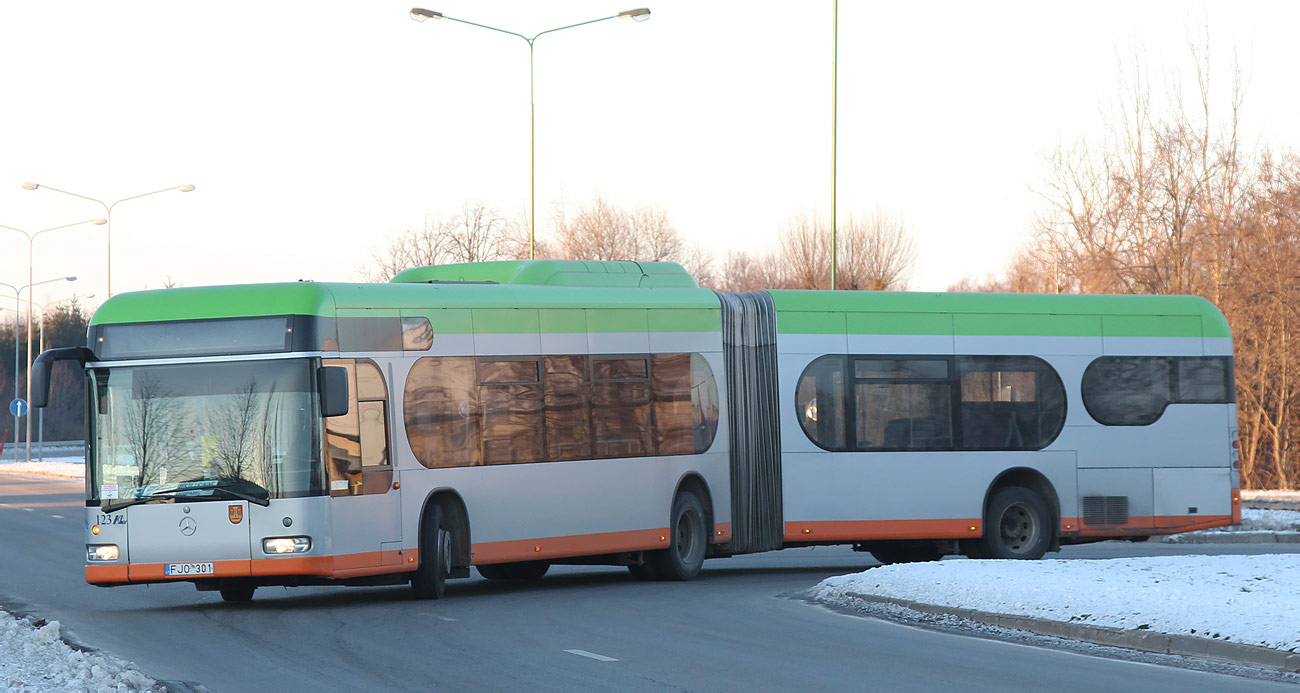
0,1 -> 1296,313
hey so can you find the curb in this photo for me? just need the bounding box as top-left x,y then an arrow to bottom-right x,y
842,591 -> 1300,674
1163,532 -> 1300,544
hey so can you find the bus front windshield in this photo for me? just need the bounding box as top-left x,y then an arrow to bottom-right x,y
89,359 -> 323,504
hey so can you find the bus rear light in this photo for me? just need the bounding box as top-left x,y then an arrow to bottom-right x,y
262,537 -> 311,554
87,544 -> 119,562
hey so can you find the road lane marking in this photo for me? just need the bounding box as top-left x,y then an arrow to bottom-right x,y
434,615 -> 457,622
22,508 -> 33,512
51,514 -> 63,519
564,649 -> 619,662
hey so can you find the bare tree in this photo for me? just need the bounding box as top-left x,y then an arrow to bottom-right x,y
777,211 -> 917,291
779,214 -> 829,290
837,211 -> 917,291
361,202 -> 518,281
553,196 -> 687,264
679,244 -> 717,289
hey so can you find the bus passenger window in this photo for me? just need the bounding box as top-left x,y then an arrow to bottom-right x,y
690,353 -> 719,454
957,356 -> 1065,450
652,354 -> 694,456
401,317 -> 434,351
852,358 -> 951,451
1083,356 -> 1233,426
543,355 -> 592,461
1082,357 -> 1173,426
403,357 -> 481,468
796,356 -> 845,450
592,357 -> 652,458
1176,357 -> 1232,403
478,358 -> 543,465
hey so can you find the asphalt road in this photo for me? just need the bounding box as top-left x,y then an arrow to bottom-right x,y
2,474 -> 1297,692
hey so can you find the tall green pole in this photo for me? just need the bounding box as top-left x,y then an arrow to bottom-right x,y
830,0 -> 838,291
529,41 -> 536,259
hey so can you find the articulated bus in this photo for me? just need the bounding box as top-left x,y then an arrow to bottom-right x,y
32,260 -> 1240,602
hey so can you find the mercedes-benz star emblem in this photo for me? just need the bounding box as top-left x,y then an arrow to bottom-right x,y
179,517 -> 198,536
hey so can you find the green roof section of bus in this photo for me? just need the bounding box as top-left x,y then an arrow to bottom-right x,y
768,290 -> 1231,339
90,282 -> 339,326
390,260 -> 699,289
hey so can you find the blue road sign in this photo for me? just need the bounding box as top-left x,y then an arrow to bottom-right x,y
9,399 -> 27,417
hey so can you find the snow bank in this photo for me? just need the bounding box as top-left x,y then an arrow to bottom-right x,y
1243,490 -> 1300,501
0,459 -> 85,479
813,554 -> 1300,653
0,609 -> 156,691
1206,508 -> 1300,533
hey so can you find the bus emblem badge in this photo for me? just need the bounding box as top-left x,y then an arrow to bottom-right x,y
229,505 -> 243,524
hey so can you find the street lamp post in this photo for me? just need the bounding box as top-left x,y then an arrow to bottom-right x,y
409,7 -> 650,260
0,276 -> 77,462
1,218 -> 104,462
23,183 -> 196,298
830,0 -> 838,291
28,293 -> 95,462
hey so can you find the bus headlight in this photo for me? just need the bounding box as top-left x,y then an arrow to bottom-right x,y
87,545 -> 119,562
262,537 -> 311,554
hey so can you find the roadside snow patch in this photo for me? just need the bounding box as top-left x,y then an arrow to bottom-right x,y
812,554 -> 1300,652
0,459 -> 85,479
0,609 -> 156,691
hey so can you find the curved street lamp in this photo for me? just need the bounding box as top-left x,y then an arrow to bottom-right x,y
23,183 -> 196,297
409,7 -> 651,260
0,275 -> 76,463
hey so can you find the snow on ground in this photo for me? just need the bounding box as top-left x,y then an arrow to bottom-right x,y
1195,508 -> 1300,533
0,458 -> 85,479
0,609 -> 156,692
813,554 -> 1300,653
1244,490 -> 1300,501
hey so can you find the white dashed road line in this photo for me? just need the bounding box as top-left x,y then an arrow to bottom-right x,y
51,514 -> 63,519
22,508 -> 33,512
433,615 -> 458,622
564,649 -> 619,662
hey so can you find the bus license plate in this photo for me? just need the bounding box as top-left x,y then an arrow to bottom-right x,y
164,562 -> 214,576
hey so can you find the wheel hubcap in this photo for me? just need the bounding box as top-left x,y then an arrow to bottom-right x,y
676,509 -> 699,561
999,502 -> 1039,554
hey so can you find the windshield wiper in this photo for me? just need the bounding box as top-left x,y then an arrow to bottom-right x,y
205,485 -> 271,507
101,490 -> 183,514
100,479 -> 272,513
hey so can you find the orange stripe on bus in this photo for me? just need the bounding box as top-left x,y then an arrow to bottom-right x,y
472,528 -> 670,565
1061,514 -> 1233,536
90,551 -> 420,586
85,565 -> 129,584
782,519 -> 982,542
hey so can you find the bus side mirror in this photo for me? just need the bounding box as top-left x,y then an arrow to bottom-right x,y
318,366 -> 349,418
31,347 -> 94,409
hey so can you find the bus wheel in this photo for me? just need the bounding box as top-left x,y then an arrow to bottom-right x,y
412,505 -> 450,599
978,487 -> 1052,559
478,561 -> 549,580
648,491 -> 707,581
219,584 -> 255,602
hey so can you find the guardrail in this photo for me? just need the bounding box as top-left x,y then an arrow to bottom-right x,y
0,440 -> 84,462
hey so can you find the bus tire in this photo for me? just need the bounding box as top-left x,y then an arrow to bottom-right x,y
978,486 -> 1052,560
647,490 -> 707,581
219,585 -> 255,602
412,505 -> 450,599
478,561 -> 549,580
